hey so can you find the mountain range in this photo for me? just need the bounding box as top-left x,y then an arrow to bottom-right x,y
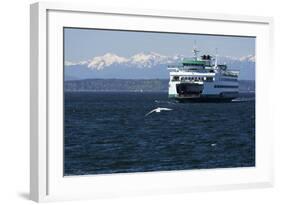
65,52 -> 255,80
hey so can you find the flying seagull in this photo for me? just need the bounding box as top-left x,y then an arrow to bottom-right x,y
145,107 -> 173,117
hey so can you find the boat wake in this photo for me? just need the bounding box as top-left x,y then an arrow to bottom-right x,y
154,100 -> 177,105
232,98 -> 255,102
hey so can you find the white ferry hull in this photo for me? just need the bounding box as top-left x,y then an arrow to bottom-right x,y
168,73 -> 239,102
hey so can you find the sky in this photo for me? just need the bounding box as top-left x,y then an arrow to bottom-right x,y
64,28 -> 255,62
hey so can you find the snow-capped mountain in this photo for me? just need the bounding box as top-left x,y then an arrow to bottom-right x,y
129,52 -> 176,68
66,52 -> 181,70
64,52 -> 255,80
87,53 -> 129,70
239,54 -> 255,62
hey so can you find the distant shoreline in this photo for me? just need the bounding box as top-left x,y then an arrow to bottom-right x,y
64,90 -> 168,93
64,78 -> 255,82
64,90 -> 255,93
64,79 -> 255,93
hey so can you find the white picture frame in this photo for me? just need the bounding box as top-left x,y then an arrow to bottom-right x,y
30,2 -> 274,202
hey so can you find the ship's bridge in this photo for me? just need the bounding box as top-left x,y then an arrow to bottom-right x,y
167,54 -> 215,72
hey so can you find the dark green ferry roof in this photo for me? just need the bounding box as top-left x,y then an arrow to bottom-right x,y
182,59 -> 205,65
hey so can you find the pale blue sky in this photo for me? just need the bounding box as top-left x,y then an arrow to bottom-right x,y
64,28 -> 255,62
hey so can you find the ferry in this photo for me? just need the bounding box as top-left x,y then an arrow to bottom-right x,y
168,48 -> 239,102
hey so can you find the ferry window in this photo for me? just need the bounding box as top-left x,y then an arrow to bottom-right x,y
203,77 -> 206,81
206,77 -> 214,82
172,76 -> 179,81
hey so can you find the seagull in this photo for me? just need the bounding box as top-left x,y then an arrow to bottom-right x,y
145,107 -> 173,116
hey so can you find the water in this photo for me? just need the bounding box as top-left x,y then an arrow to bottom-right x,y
64,92 -> 255,176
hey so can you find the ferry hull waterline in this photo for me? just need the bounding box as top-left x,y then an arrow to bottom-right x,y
168,47 -> 239,102
175,93 -> 239,103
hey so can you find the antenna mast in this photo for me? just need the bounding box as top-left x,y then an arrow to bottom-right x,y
192,40 -> 199,60
215,48 -> 218,68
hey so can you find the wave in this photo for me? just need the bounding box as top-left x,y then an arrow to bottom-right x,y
232,98 -> 255,102
154,100 -> 177,105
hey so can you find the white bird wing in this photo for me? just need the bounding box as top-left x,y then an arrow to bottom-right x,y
159,108 -> 173,111
145,108 -> 157,116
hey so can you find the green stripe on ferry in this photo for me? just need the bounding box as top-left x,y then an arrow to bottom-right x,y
182,59 -> 205,65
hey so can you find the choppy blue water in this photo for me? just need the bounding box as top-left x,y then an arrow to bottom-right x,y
64,92 -> 255,176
